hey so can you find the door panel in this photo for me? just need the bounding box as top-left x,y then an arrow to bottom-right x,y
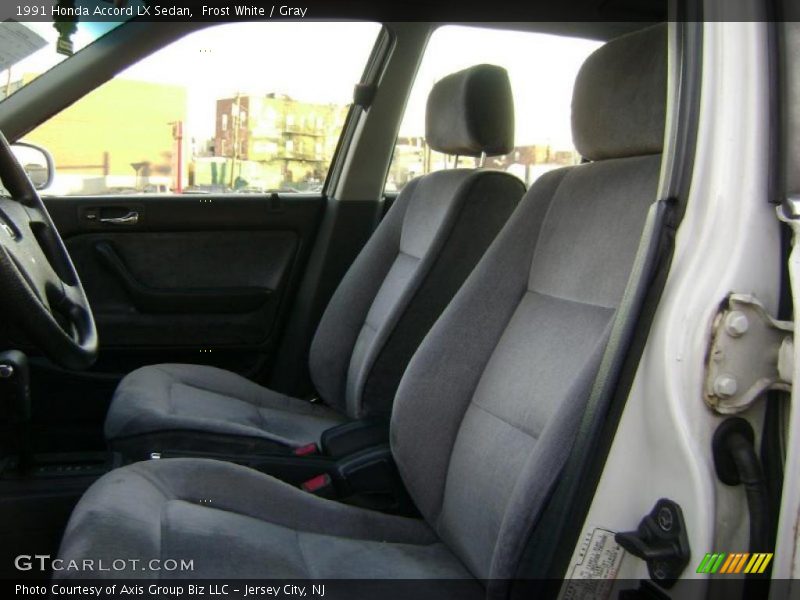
70,230 -> 292,343
43,193 -> 324,377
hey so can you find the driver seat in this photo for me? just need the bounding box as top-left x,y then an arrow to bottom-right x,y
103,64 -> 524,459
58,24 -> 666,586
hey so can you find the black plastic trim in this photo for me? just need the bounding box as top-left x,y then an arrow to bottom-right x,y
324,25 -> 395,198
319,418 -> 390,458
94,241 -> 272,314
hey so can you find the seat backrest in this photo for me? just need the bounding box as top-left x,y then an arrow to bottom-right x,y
310,65 -> 525,420
391,24 -> 667,582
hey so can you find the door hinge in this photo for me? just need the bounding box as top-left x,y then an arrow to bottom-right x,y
703,293 -> 793,414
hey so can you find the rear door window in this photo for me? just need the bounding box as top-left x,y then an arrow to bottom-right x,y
387,25 -> 601,192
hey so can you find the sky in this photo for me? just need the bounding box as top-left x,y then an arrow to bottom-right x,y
2,22 -> 601,150
402,27 -> 601,148
120,22 -> 381,141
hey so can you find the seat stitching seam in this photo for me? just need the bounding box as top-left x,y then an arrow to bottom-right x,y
129,463 -> 175,499
295,530 -> 314,578
362,253 -> 420,331
360,320 -> 379,334
166,382 -> 175,416
254,402 -> 270,430
432,174 -> 568,530
158,501 -> 167,582
397,249 -> 421,261
527,288 -> 617,312
526,169 -> 571,285
432,283 -> 529,533
168,380 -> 260,406
364,174 -> 476,408
398,248 -> 423,262
169,379 -> 314,428
469,402 -> 538,440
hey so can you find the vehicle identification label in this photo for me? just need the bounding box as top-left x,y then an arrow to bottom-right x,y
559,527 -> 626,600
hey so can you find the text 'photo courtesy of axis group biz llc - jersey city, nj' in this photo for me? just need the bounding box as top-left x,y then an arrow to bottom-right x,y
16,584 -> 328,599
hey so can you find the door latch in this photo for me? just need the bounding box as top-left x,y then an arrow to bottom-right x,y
615,499 -> 691,588
703,293 -> 793,414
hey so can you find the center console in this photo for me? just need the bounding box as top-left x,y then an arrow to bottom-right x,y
152,419 -> 418,516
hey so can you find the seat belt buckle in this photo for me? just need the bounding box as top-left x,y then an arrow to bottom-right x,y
301,473 -> 335,498
293,442 -> 319,457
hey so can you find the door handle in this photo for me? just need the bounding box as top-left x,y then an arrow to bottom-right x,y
99,211 -> 139,226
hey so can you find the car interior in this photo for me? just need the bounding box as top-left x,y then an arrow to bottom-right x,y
0,1 -> 725,592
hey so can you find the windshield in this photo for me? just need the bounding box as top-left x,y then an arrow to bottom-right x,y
0,19 -> 123,102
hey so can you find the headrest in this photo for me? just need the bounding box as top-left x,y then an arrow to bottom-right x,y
425,64 -> 514,157
572,24 -> 667,161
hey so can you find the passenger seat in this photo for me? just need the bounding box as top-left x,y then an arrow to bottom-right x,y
103,64 -> 525,459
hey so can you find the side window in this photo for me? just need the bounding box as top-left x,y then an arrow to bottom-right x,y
25,22 -> 380,196
386,26 -> 601,192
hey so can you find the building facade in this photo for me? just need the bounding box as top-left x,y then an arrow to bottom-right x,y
213,93 -> 348,191
24,75 -> 186,194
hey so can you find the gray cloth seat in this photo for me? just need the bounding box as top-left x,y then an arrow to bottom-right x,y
104,64 -> 524,458
106,364 -> 347,451
58,458 -> 476,580
60,24 -> 667,587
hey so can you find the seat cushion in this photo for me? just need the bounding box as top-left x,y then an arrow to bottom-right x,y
105,364 -> 346,454
57,458 -> 475,581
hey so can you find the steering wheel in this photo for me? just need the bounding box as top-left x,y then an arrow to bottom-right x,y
0,131 -> 97,370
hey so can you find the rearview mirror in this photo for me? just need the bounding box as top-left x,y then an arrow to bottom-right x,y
11,142 -> 54,191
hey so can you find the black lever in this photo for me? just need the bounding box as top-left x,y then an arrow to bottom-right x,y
615,498 -> 691,588
0,350 -> 31,422
0,350 -> 32,473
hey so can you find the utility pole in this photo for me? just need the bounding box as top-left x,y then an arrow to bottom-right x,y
230,92 -> 240,189
170,121 -> 183,193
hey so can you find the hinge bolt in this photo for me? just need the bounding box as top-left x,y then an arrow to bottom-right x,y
725,311 -> 750,337
0,364 -> 14,378
657,506 -> 674,532
713,375 -> 739,398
